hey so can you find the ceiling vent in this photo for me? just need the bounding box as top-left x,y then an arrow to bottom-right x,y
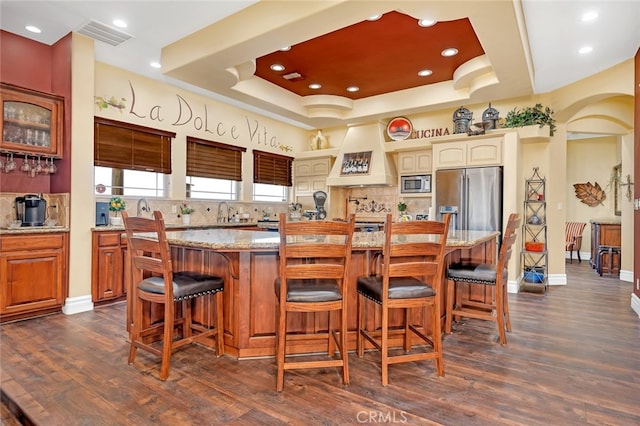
77,19 -> 133,46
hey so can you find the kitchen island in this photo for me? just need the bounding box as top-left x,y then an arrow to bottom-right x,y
129,227 -> 500,358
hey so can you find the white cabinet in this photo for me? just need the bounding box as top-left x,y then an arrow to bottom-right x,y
433,137 -> 502,169
397,150 -> 432,175
295,158 -> 332,177
294,157 -> 333,196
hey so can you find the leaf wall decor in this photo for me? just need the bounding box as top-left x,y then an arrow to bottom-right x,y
573,182 -> 606,206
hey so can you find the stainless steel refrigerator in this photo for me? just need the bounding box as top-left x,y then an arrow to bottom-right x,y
435,166 -> 503,232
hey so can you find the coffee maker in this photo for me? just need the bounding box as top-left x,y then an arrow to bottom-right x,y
15,194 -> 47,226
313,190 -> 327,220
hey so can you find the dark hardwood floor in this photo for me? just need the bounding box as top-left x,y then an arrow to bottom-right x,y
2,261 -> 639,425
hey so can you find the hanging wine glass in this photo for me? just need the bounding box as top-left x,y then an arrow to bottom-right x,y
20,154 -> 31,172
35,156 -> 45,175
4,153 -> 16,172
48,157 -> 57,174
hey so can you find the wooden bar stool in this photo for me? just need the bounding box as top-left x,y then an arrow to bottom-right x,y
122,211 -> 224,380
445,213 -> 520,345
274,213 -> 355,392
597,245 -> 620,276
356,213 -> 450,385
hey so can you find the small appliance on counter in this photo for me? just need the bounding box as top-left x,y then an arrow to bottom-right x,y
96,202 -> 110,226
313,190 -> 327,220
15,194 -> 47,226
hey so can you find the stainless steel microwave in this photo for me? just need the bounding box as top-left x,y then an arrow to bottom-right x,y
400,174 -> 431,194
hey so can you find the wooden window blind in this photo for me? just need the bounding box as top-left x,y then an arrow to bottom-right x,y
186,136 -> 246,181
253,149 -> 293,186
94,117 -> 175,174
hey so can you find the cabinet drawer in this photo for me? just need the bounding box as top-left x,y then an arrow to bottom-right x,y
98,232 -> 121,247
1,233 -> 64,251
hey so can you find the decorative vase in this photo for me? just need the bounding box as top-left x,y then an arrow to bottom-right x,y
110,215 -> 123,226
181,214 -> 191,225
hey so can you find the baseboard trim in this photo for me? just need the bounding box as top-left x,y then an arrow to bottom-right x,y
548,274 -> 567,286
619,269 -> 633,282
62,295 -> 94,315
631,293 -> 640,318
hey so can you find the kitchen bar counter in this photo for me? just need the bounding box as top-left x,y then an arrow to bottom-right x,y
130,227 -> 499,358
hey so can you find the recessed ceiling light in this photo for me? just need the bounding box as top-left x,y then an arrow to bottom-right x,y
112,19 -> 127,28
441,48 -> 458,57
150,62 -> 161,69
367,14 -> 382,21
279,46 -> 291,51
578,46 -> 593,54
270,64 -> 285,72
418,69 -> 433,77
418,19 -> 436,27
308,83 -> 322,90
346,86 -> 359,92
581,11 -> 598,22
25,25 -> 41,34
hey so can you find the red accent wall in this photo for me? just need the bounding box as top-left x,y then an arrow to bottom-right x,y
0,30 -> 72,194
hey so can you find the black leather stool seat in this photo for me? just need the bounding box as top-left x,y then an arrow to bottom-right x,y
138,272 -> 224,301
274,278 -> 342,303
446,263 -> 507,286
357,276 -> 435,303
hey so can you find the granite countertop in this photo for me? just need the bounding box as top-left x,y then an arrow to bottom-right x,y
0,225 -> 69,235
163,228 -> 499,251
91,221 -> 259,232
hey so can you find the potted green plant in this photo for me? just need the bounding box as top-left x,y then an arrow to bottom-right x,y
502,103 -> 556,136
397,200 -> 411,221
180,202 -> 195,225
109,196 -> 126,226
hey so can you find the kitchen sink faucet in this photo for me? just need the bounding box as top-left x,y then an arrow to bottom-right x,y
217,201 -> 230,223
137,198 -> 150,216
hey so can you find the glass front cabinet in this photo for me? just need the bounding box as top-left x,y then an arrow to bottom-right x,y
0,83 -> 64,158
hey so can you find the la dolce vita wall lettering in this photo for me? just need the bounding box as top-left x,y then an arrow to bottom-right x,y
96,80 -> 289,150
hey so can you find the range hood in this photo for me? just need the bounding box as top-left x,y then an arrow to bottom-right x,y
325,122 -> 397,187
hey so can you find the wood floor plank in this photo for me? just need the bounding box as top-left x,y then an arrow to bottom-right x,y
1,261 -> 639,425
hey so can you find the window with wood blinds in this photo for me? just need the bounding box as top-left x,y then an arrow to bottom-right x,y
186,136 -> 246,181
253,149 -> 293,186
94,117 -> 175,174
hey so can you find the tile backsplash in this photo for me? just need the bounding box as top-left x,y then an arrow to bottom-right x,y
0,192 -> 69,228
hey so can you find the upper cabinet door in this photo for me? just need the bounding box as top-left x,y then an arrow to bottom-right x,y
0,83 -> 64,158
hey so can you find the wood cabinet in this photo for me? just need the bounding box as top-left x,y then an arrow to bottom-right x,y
0,82 -> 64,158
0,232 -> 69,322
432,137 -> 502,169
92,231 -> 127,303
397,149 -> 432,175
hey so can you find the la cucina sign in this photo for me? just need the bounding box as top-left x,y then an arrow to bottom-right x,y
386,116 -> 450,141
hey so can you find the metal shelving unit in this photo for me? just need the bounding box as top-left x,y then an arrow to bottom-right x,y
520,167 -> 548,293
